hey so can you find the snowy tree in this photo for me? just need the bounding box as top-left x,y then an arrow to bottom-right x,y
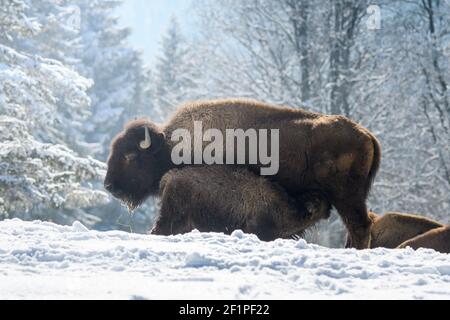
55,0 -> 156,232
365,0 -> 450,222
192,0 -> 450,246
74,0 -> 148,159
0,0 -> 109,225
19,0 -> 95,155
17,0 -> 83,64
411,0 -> 449,182
326,1 -> 368,116
150,16 -> 200,121
2,0 -> 448,240
193,0 -> 306,106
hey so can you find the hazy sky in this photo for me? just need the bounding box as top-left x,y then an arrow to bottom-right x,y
116,0 -> 192,64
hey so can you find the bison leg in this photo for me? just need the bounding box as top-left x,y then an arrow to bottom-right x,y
150,173 -> 194,236
245,212 -> 279,241
150,214 -> 173,235
334,199 -> 372,249
150,200 -> 192,236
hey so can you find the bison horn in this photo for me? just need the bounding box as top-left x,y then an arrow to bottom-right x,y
139,126 -> 151,149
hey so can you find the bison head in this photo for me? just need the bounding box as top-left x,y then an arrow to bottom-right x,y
104,119 -> 172,210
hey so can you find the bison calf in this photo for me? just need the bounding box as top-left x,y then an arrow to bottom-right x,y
368,212 -> 449,253
369,212 -> 443,249
397,226 -> 450,253
151,166 -> 331,241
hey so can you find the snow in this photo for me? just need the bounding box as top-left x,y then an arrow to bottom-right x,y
1,219 -> 449,300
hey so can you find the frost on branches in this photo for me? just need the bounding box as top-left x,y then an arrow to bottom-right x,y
0,0 -> 109,225
0,116 -> 108,219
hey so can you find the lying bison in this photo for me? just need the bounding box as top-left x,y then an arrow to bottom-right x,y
368,212 -> 443,249
368,212 -> 450,253
151,166 -> 330,241
397,225 -> 450,253
104,99 -> 381,248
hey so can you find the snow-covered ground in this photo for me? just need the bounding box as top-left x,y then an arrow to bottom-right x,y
0,218 -> 449,300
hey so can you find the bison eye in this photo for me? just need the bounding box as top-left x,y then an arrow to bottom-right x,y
124,153 -> 138,161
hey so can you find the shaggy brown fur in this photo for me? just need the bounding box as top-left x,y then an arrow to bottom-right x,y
150,166 -> 331,241
368,212 -> 443,249
398,225 -> 450,253
104,120 -> 171,209
105,99 -> 381,248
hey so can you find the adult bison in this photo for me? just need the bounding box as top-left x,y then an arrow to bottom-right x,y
104,99 -> 381,249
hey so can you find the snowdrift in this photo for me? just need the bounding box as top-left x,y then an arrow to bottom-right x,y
0,219 -> 449,299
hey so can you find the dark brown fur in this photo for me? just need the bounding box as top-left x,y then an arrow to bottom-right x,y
368,212 -> 443,249
151,166 -> 331,241
105,99 -> 381,248
104,120 -> 172,209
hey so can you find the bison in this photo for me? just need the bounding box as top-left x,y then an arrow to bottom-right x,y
368,212 -> 450,253
151,165 -> 331,241
368,211 -> 443,249
104,99 -> 381,248
397,225 -> 450,253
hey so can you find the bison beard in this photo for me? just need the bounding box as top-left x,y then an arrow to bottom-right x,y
151,166 -> 331,241
104,99 -> 381,248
